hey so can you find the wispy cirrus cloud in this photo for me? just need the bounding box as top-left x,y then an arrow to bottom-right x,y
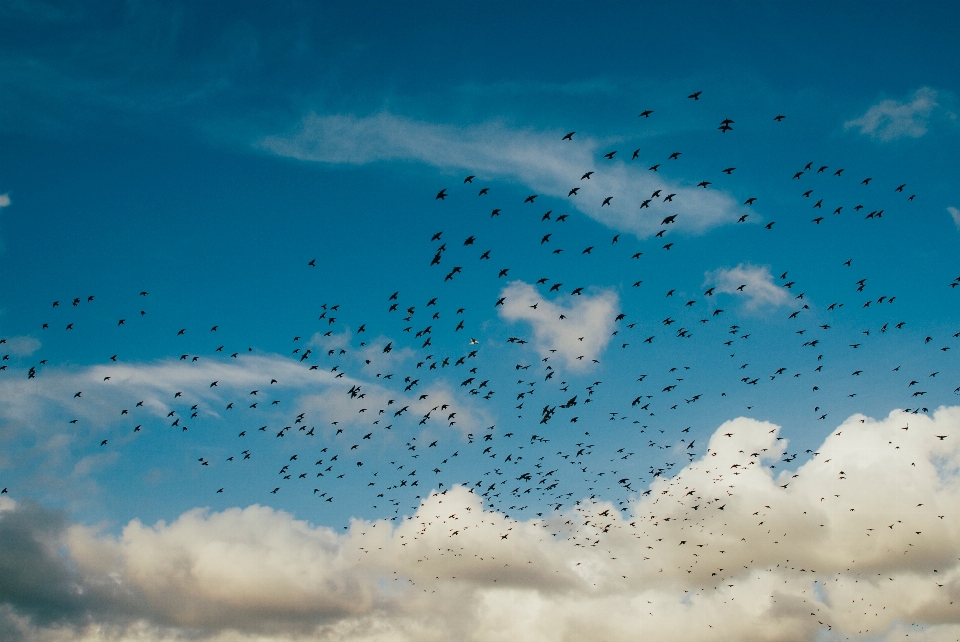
0,353 -> 486,501
259,112 -> 745,238
705,263 -> 788,311
845,87 -> 939,141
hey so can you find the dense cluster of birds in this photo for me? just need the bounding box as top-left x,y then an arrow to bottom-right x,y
2,89 -> 958,635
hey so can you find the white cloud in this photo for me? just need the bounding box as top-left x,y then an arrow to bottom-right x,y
259,112 -> 745,238
949,206 -> 960,230
0,193 -> 9,208
3,407 -> 960,640
355,336 -> 417,375
497,281 -> 618,369
2,335 -> 40,357
845,87 -> 939,141
0,355 -> 338,432
0,353 -> 487,476
706,263 -> 788,311
298,375 -> 485,436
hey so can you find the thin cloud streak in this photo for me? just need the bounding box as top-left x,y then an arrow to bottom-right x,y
260,112 -> 745,238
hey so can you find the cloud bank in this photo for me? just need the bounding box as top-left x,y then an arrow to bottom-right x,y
2,406 -> 959,641
260,112 -> 745,238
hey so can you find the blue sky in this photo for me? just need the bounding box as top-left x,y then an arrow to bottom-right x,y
1,2 -> 960,640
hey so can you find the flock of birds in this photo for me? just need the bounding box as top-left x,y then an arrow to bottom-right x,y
2,89 -> 958,636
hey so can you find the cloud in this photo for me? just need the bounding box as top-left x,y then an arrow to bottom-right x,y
0,352 -> 488,491
0,355 -> 337,432
298,375 -> 486,435
706,263 -> 788,311
949,206 -> 960,230
0,194 -> 9,208
845,87 -> 939,141
2,336 -> 40,357
0,500 -> 133,632
0,352 -> 471,435
497,281 -> 618,369
259,112 -> 745,238
2,407 -> 960,640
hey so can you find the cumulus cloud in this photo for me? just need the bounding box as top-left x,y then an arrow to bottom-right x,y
0,193 -> 9,208
949,206 -> 960,230
706,263 -> 787,311
2,407 -> 960,640
845,87 -> 939,141
497,281 -> 618,369
259,112 -> 745,238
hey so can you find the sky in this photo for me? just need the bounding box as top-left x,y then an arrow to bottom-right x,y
1,1 -> 960,640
